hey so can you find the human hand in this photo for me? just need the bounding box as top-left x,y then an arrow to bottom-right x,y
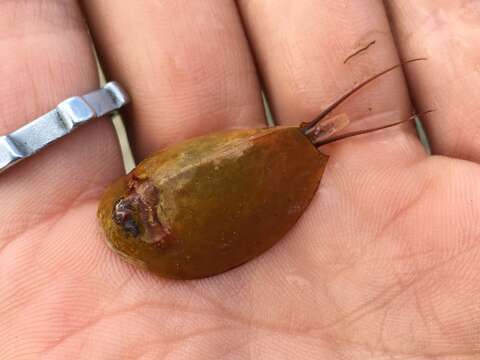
2,1 -> 479,359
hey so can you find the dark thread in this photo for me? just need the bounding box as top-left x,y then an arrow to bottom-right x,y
344,40 -> 376,64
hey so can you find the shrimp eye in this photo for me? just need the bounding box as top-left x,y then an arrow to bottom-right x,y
122,217 -> 140,237
113,198 -> 140,237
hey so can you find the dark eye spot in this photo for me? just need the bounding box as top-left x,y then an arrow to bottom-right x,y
123,218 -> 140,237
113,198 -> 140,238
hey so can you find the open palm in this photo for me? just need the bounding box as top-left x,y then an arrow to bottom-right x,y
2,1 -> 480,359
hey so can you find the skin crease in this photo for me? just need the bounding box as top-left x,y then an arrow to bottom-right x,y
1,0 -> 480,359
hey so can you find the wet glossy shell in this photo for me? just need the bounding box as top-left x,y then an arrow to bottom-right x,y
98,126 -> 328,279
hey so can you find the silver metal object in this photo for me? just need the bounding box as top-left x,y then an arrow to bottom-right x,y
0,82 -> 129,173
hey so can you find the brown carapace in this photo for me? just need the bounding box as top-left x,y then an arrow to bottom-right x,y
98,60 -> 428,279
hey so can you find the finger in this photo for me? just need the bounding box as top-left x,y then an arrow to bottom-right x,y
385,1 -> 480,162
82,0 -> 265,161
0,1 -> 123,233
237,0 -> 426,158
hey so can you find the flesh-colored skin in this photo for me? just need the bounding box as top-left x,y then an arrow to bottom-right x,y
98,127 -> 328,279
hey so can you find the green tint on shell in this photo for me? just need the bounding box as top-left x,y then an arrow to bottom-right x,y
98,126 -> 328,279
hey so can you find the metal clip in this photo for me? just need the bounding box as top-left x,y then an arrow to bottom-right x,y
0,82 -> 129,173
